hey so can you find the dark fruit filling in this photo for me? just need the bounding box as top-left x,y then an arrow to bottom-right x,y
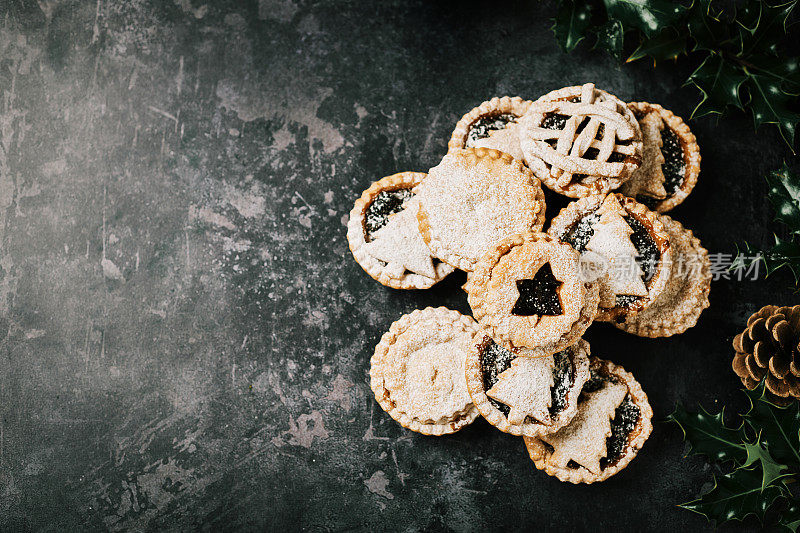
478,338 -> 574,420
549,351 -> 574,417
601,395 -> 640,468
660,127 -> 685,196
467,113 -> 518,144
625,216 -> 659,282
512,263 -> 563,316
364,188 -> 413,239
542,113 -> 569,131
563,213 -> 601,252
563,211 -> 660,308
581,368 -> 617,394
479,339 -> 516,417
583,146 -> 626,164
569,371 -> 640,471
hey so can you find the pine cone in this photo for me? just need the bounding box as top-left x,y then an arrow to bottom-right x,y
732,305 -> 800,405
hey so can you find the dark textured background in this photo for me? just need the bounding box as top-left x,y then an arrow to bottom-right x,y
0,0 -> 798,531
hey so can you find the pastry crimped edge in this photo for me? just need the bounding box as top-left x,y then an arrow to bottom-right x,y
520,85 -> 643,198
347,172 -> 455,289
447,96 -> 533,152
466,232 -> 600,356
524,357 -> 654,484
465,337 -> 591,437
370,307 -> 481,436
416,147 -> 547,272
546,193 -> 673,322
626,102 -> 701,213
613,214 -> 711,337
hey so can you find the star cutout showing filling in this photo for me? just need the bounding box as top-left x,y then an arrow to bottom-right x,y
486,355 -> 555,425
363,199 -> 436,279
512,262 -> 563,316
541,380 -> 627,474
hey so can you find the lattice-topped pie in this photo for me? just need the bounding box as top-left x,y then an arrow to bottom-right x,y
348,172 -> 455,289
519,83 -> 643,198
448,96 -> 533,162
524,357 -> 653,484
548,193 -> 672,322
465,336 -> 590,436
416,148 -> 546,272
620,102 -> 701,213
370,307 -> 481,435
467,232 -> 600,356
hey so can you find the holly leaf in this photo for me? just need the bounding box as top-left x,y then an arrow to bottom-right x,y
748,55 -> 800,94
735,0 -> 798,56
593,18 -> 625,61
679,466 -> 785,524
779,500 -> 800,532
627,27 -> 687,62
743,384 -> 800,466
553,0 -> 598,52
762,235 -> 800,282
688,53 -> 747,117
767,163 -> 800,231
746,72 -> 800,149
668,403 -> 747,464
742,440 -> 790,490
602,0 -> 685,37
687,0 -> 733,52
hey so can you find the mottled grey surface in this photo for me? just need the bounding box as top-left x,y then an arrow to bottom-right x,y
0,0 -> 797,531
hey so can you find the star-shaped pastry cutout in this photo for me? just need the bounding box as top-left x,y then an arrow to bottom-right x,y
363,200 -> 436,279
541,380 -> 627,474
487,356 -> 555,425
512,262 -> 563,316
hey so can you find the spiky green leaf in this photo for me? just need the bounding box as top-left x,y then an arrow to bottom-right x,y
602,0 -> 685,37
593,18 -> 625,61
735,0 -> 798,56
553,0 -> 598,52
627,27 -> 687,62
767,163 -> 800,231
742,440 -> 790,490
747,72 -> 799,149
679,467 -> 785,524
688,53 -> 747,117
668,403 -> 747,463
743,385 -> 800,466
779,500 -> 800,532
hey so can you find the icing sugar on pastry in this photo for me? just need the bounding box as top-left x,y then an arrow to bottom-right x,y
363,199 -> 436,279
487,356 -> 556,425
541,380 -> 627,474
370,307 -> 480,435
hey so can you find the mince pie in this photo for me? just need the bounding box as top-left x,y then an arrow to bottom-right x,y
370,307 -> 480,435
448,96 -> 533,162
614,214 -> 711,337
467,232 -> 600,356
348,172 -> 455,289
519,83 -> 643,198
620,102 -> 701,212
547,193 -> 672,322
524,357 -> 653,484
416,148 -> 546,272
465,337 -> 590,437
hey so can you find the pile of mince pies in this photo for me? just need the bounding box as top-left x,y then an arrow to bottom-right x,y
346,83 -> 711,484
